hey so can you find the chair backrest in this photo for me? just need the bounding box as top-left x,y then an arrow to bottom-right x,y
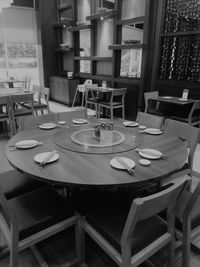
121,177 -> 190,245
18,113 -> 57,131
10,93 -> 34,113
144,91 -> 159,113
136,111 -> 164,128
39,86 -> 50,104
0,185 -> 18,245
0,95 -> 9,106
164,119 -> 200,169
32,84 -> 41,101
56,108 -> 87,121
109,88 -> 127,106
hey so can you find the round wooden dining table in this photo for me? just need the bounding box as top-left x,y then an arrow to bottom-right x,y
6,119 -> 188,188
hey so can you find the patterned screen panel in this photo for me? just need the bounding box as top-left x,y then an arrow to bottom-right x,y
159,0 -> 200,82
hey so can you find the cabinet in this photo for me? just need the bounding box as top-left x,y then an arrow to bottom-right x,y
50,76 -> 79,105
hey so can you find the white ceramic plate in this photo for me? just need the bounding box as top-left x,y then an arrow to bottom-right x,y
110,157 -> 135,170
138,125 -> 146,130
15,140 -> 38,149
72,118 -> 88,124
38,123 -> 57,129
139,149 -> 162,159
139,159 -> 151,166
34,152 -> 59,164
178,98 -> 188,102
58,121 -> 66,125
144,128 -> 163,135
123,121 -> 139,127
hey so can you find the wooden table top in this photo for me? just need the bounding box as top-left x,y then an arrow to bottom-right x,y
86,86 -> 121,93
149,96 -> 200,105
0,88 -> 32,97
6,119 -> 187,188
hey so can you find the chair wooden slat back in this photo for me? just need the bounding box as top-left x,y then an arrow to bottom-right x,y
164,119 -> 200,170
0,95 -> 9,106
136,111 -> 164,129
39,87 -> 50,104
0,185 -> 18,242
0,96 -> 14,136
122,177 -> 189,246
18,113 -> 57,131
144,91 -> 159,113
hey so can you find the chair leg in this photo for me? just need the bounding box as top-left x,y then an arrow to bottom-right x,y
110,107 -> 113,120
10,234 -> 18,267
122,106 -> 125,119
78,220 -> 86,265
182,219 -> 191,267
167,239 -> 175,267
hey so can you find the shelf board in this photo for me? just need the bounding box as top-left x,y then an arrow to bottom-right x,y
86,9 -> 116,20
57,2 -> 72,11
54,47 -> 74,52
92,57 -> 113,61
52,18 -> 74,28
68,24 -> 91,32
161,31 -> 200,37
117,16 -> 145,25
77,73 -> 140,84
108,43 -> 145,50
74,56 -> 91,60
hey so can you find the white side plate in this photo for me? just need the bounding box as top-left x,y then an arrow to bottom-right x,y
110,157 -> 135,169
15,140 -> 38,149
123,121 -> 139,127
38,123 -> 57,129
139,149 -> 162,159
34,152 -> 59,164
144,128 -> 163,135
72,119 -> 88,124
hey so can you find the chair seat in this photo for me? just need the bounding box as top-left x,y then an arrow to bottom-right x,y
86,207 -> 167,255
99,101 -> 123,106
87,97 -> 102,103
0,111 -> 9,119
23,101 -> 47,109
171,114 -> 200,123
8,187 -> 74,240
0,170 -> 45,199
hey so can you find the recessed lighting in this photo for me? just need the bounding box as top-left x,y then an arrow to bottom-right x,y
100,16 -> 104,20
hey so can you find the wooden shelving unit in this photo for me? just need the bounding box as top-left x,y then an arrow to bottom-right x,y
68,24 -> 91,32
108,44 -> 145,50
50,0 -> 156,117
86,9 -> 116,20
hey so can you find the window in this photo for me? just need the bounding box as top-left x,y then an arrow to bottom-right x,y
0,6 -> 43,86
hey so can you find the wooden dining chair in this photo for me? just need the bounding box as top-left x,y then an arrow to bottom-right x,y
136,111 -> 164,129
0,95 -> 14,136
0,185 -> 81,267
22,85 -> 50,115
85,84 -> 100,117
80,177 -> 190,267
18,113 -> 57,131
9,94 -> 34,134
174,180 -> 200,267
144,91 -> 160,114
164,119 -> 200,178
170,101 -> 200,127
98,88 -> 127,119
